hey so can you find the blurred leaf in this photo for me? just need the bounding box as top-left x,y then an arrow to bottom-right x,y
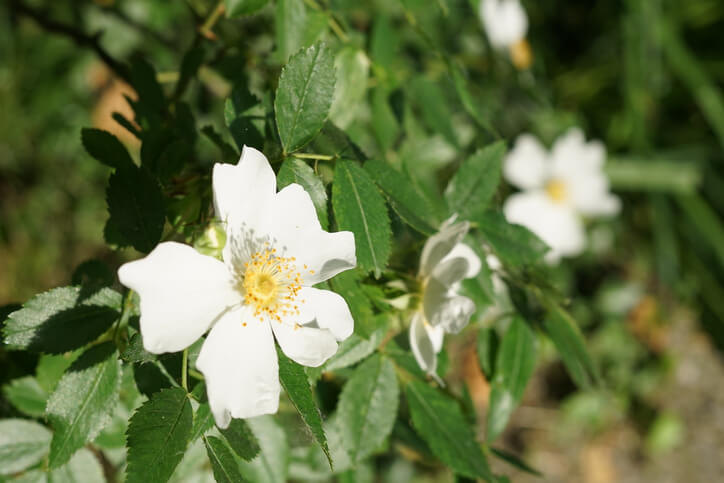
49,448 -> 105,483
476,327 -> 499,380
105,165 -> 165,253
276,0 -> 308,63
275,42 -> 336,153
202,125 -> 239,161
220,419 -> 260,461
81,128 -> 134,170
411,77 -> 458,147
47,342 -> 121,469
174,42 -> 206,99
330,47 -> 370,128
678,194 -> 724,271
371,88 -> 400,152
71,260 -> 114,289
337,355 -> 399,463
204,435 -> 247,483
126,387 -> 193,483
486,386 -> 514,443
277,158 -> 329,229
0,419 -> 51,476
332,160 -> 391,277
3,286 -> 121,354
129,57 -> 165,125
475,211 -> 548,266
239,416 -> 289,483
3,376 -> 48,418
227,0 -> 268,16
406,380 -> 493,481
606,158 -> 701,193
276,349 -> 330,467
490,447 -> 542,477
224,83 -> 264,152
497,317 -> 536,401
445,142 -> 505,219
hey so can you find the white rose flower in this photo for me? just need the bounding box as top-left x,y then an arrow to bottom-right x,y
118,146 -> 356,428
503,128 -> 620,263
409,219 -> 481,382
479,0 -> 531,68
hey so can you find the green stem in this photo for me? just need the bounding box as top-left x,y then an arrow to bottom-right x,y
293,152 -> 336,161
182,349 -> 189,391
303,0 -> 349,42
199,0 -> 225,39
189,369 -> 205,381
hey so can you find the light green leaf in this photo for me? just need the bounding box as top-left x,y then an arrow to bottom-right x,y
0,419 -> 51,475
406,380 -> 493,481
329,47 -> 370,128
190,402 -> 214,443
445,142 -> 505,219
239,416 -> 289,483
312,328 -> 385,379
275,42 -> 336,153
277,158 -> 329,229
204,436 -> 247,483
276,348 -> 330,467
332,160 -> 391,277
220,418 -> 261,461
3,376 -> 48,417
411,77 -> 458,147
336,355 -> 399,463
496,317 -> 537,401
81,128 -> 134,170
49,448 -> 105,483
486,385 -> 514,443
126,387 -> 193,483
47,342 -> 122,469
275,0 -> 306,63
3,286 -> 121,354
474,211 -> 548,266
226,0 -> 268,17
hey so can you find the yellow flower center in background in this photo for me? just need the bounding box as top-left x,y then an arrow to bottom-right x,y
241,248 -> 303,323
545,179 -> 568,203
510,38 -> 533,70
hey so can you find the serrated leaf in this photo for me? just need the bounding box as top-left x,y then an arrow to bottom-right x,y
336,355 -> 399,462
3,376 -> 48,417
121,333 -> 156,364
47,342 -> 121,468
204,436 -> 247,483
332,160 -> 391,277
81,128 -> 134,170
126,387 -> 193,483
277,158 -> 329,229
49,448 -> 105,483
220,418 -> 260,461
445,142 -> 505,219
364,159 -> 437,235
3,286 -> 121,354
275,42 -> 335,153
105,165 -> 165,253
329,47 -> 370,128
276,348 -> 330,467
0,419 -> 51,475
226,0 -> 268,16
474,211 -> 548,266
406,380 -> 493,481
239,416 -> 289,483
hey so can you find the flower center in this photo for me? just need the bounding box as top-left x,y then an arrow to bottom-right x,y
509,38 -> 532,70
240,248 -> 302,323
545,179 -> 568,203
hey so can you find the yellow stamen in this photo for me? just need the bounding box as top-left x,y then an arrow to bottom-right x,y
545,179 -> 568,203
510,38 -> 533,70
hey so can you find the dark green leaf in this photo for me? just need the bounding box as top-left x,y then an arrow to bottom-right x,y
275,42 -> 335,153
411,77 -> 458,147
336,355 -> 399,462
2,376 -> 48,417
71,260 -> 114,289
121,333 -> 156,364
220,419 -> 260,461
105,165 -> 165,253
332,160 -> 391,277
226,0 -> 268,16
201,125 -> 239,161
276,348 -> 330,467
309,122 -> 367,161
406,380 -> 493,481
47,342 -> 122,468
277,158 -> 329,229
126,387 -> 193,483
174,42 -> 205,99
0,419 -> 51,475
475,211 -> 548,266
491,447 -> 543,477
497,317 -> 537,401
445,142 -> 505,219
476,327 -> 499,380
204,436 -> 247,483
81,128 -> 134,170
3,286 -> 121,354
129,57 -> 165,119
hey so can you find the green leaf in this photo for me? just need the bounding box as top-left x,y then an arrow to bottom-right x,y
410,77 -> 458,147
3,286 -> 121,354
49,448 -> 105,483
336,355 -> 399,462
47,342 -> 122,469
275,42 -> 336,153
220,419 -> 261,461
490,447 -> 543,477
328,270 -> 376,338
476,327 -> 499,380
445,142 -> 505,219
190,402 -> 215,442
224,84 -> 264,151
496,317 -> 537,401
204,436 -> 247,483
406,380 -> 493,481
364,159 -> 437,235
174,42 -> 206,99
315,328 -> 385,375
3,376 -> 48,417
486,385 -> 514,443
81,128 -> 134,170
129,57 -> 165,120
275,0 -> 307,63
277,158 -> 329,229
474,211 -> 548,266
332,160 -> 391,277
121,333 -> 156,364
105,165 -> 165,253
371,88 -> 400,152
227,0 -> 268,16
239,416 -> 289,483
201,125 -> 239,161
542,300 -> 598,389
0,419 -> 51,475
276,348 -> 330,467
126,387 -> 193,483
329,47 -> 370,128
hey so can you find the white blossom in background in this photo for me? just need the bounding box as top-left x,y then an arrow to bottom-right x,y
409,219 -> 481,383
118,146 -> 356,428
503,128 -> 621,263
479,0 -> 532,68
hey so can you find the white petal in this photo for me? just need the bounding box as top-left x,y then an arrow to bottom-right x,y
271,320 -> 338,368
422,279 -> 476,333
118,242 -> 239,354
268,184 -> 356,284
409,313 -> 439,375
297,287 -> 354,341
568,172 -> 621,217
439,243 -> 482,280
503,191 -> 585,260
480,0 -> 528,49
503,134 -> 549,190
550,128 -> 606,178
419,221 -> 470,278
196,307 -> 280,428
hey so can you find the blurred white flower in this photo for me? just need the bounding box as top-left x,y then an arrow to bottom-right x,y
118,146 -> 356,428
503,128 -> 620,263
409,219 -> 481,382
479,0 -> 532,68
